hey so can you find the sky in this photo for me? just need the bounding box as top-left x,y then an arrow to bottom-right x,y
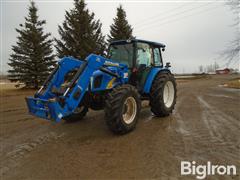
1,0 -> 239,74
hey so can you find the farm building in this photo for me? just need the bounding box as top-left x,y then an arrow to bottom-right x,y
216,68 -> 230,74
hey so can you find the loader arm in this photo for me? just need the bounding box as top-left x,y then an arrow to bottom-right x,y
26,54 -> 128,122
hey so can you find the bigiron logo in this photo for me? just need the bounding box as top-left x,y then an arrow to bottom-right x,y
181,161 -> 237,179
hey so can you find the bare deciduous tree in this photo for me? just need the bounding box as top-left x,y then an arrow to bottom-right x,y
222,0 -> 240,65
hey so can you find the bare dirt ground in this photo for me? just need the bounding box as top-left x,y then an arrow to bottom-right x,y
0,75 -> 239,180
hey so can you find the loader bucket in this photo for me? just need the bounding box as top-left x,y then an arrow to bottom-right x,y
25,97 -> 63,122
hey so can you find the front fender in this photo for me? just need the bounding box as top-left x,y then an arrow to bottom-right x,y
143,68 -> 171,93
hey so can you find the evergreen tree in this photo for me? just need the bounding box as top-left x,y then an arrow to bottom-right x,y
108,5 -> 133,42
8,1 -> 55,88
55,0 -> 106,59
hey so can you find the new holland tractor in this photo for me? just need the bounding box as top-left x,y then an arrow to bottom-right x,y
26,39 -> 177,134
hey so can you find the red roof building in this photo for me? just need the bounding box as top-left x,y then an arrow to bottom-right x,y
216,68 -> 230,74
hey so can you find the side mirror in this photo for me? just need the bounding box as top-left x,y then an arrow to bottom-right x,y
165,62 -> 171,68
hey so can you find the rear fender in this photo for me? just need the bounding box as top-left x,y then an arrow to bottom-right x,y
143,68 -> 171,94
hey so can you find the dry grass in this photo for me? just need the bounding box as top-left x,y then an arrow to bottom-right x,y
175,74 -> 210,80
224,78 -> 240,89
0,83 -> 34,96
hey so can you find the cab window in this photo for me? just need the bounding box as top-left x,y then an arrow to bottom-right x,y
153,47 -> 162,66
136,43 -> 153,68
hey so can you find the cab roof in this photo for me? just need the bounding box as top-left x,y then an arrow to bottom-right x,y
110,39 -> 166,48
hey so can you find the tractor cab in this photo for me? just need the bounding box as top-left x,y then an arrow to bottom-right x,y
108,39 -> 167,90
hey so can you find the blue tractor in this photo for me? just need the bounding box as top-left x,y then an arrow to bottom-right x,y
26,39 -> 177,134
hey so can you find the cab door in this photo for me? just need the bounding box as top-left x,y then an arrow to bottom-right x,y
152,46 -> 163,67
135,42 -> 154,89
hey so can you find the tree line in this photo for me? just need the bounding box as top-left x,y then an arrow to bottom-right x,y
198,62 -> 220,73
8,0 -> 133,88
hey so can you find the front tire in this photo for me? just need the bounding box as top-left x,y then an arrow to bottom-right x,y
150,73 -> 177,117
105,85 -> 141,134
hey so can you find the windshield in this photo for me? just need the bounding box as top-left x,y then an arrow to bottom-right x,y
108,43 -> 133,67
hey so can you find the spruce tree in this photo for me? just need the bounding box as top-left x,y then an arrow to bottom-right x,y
108,5 -> 133,42
8,1 -> 55,88
55,0 -> 106,59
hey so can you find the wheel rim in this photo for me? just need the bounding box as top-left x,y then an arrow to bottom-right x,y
74,106 -> 84,113
163,81 -> 175,108
122,97 -> 137,124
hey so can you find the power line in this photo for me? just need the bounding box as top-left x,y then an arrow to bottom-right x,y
135,4 -> 222,34
134,1 -> 219,32
134,2 -> 193,27
135,1 -> 216,32
135,3 -> 220,32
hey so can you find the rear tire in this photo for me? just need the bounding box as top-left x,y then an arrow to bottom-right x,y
105,84 -> 141,134
150,72 -> 177,117
63,106 -> 88,123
